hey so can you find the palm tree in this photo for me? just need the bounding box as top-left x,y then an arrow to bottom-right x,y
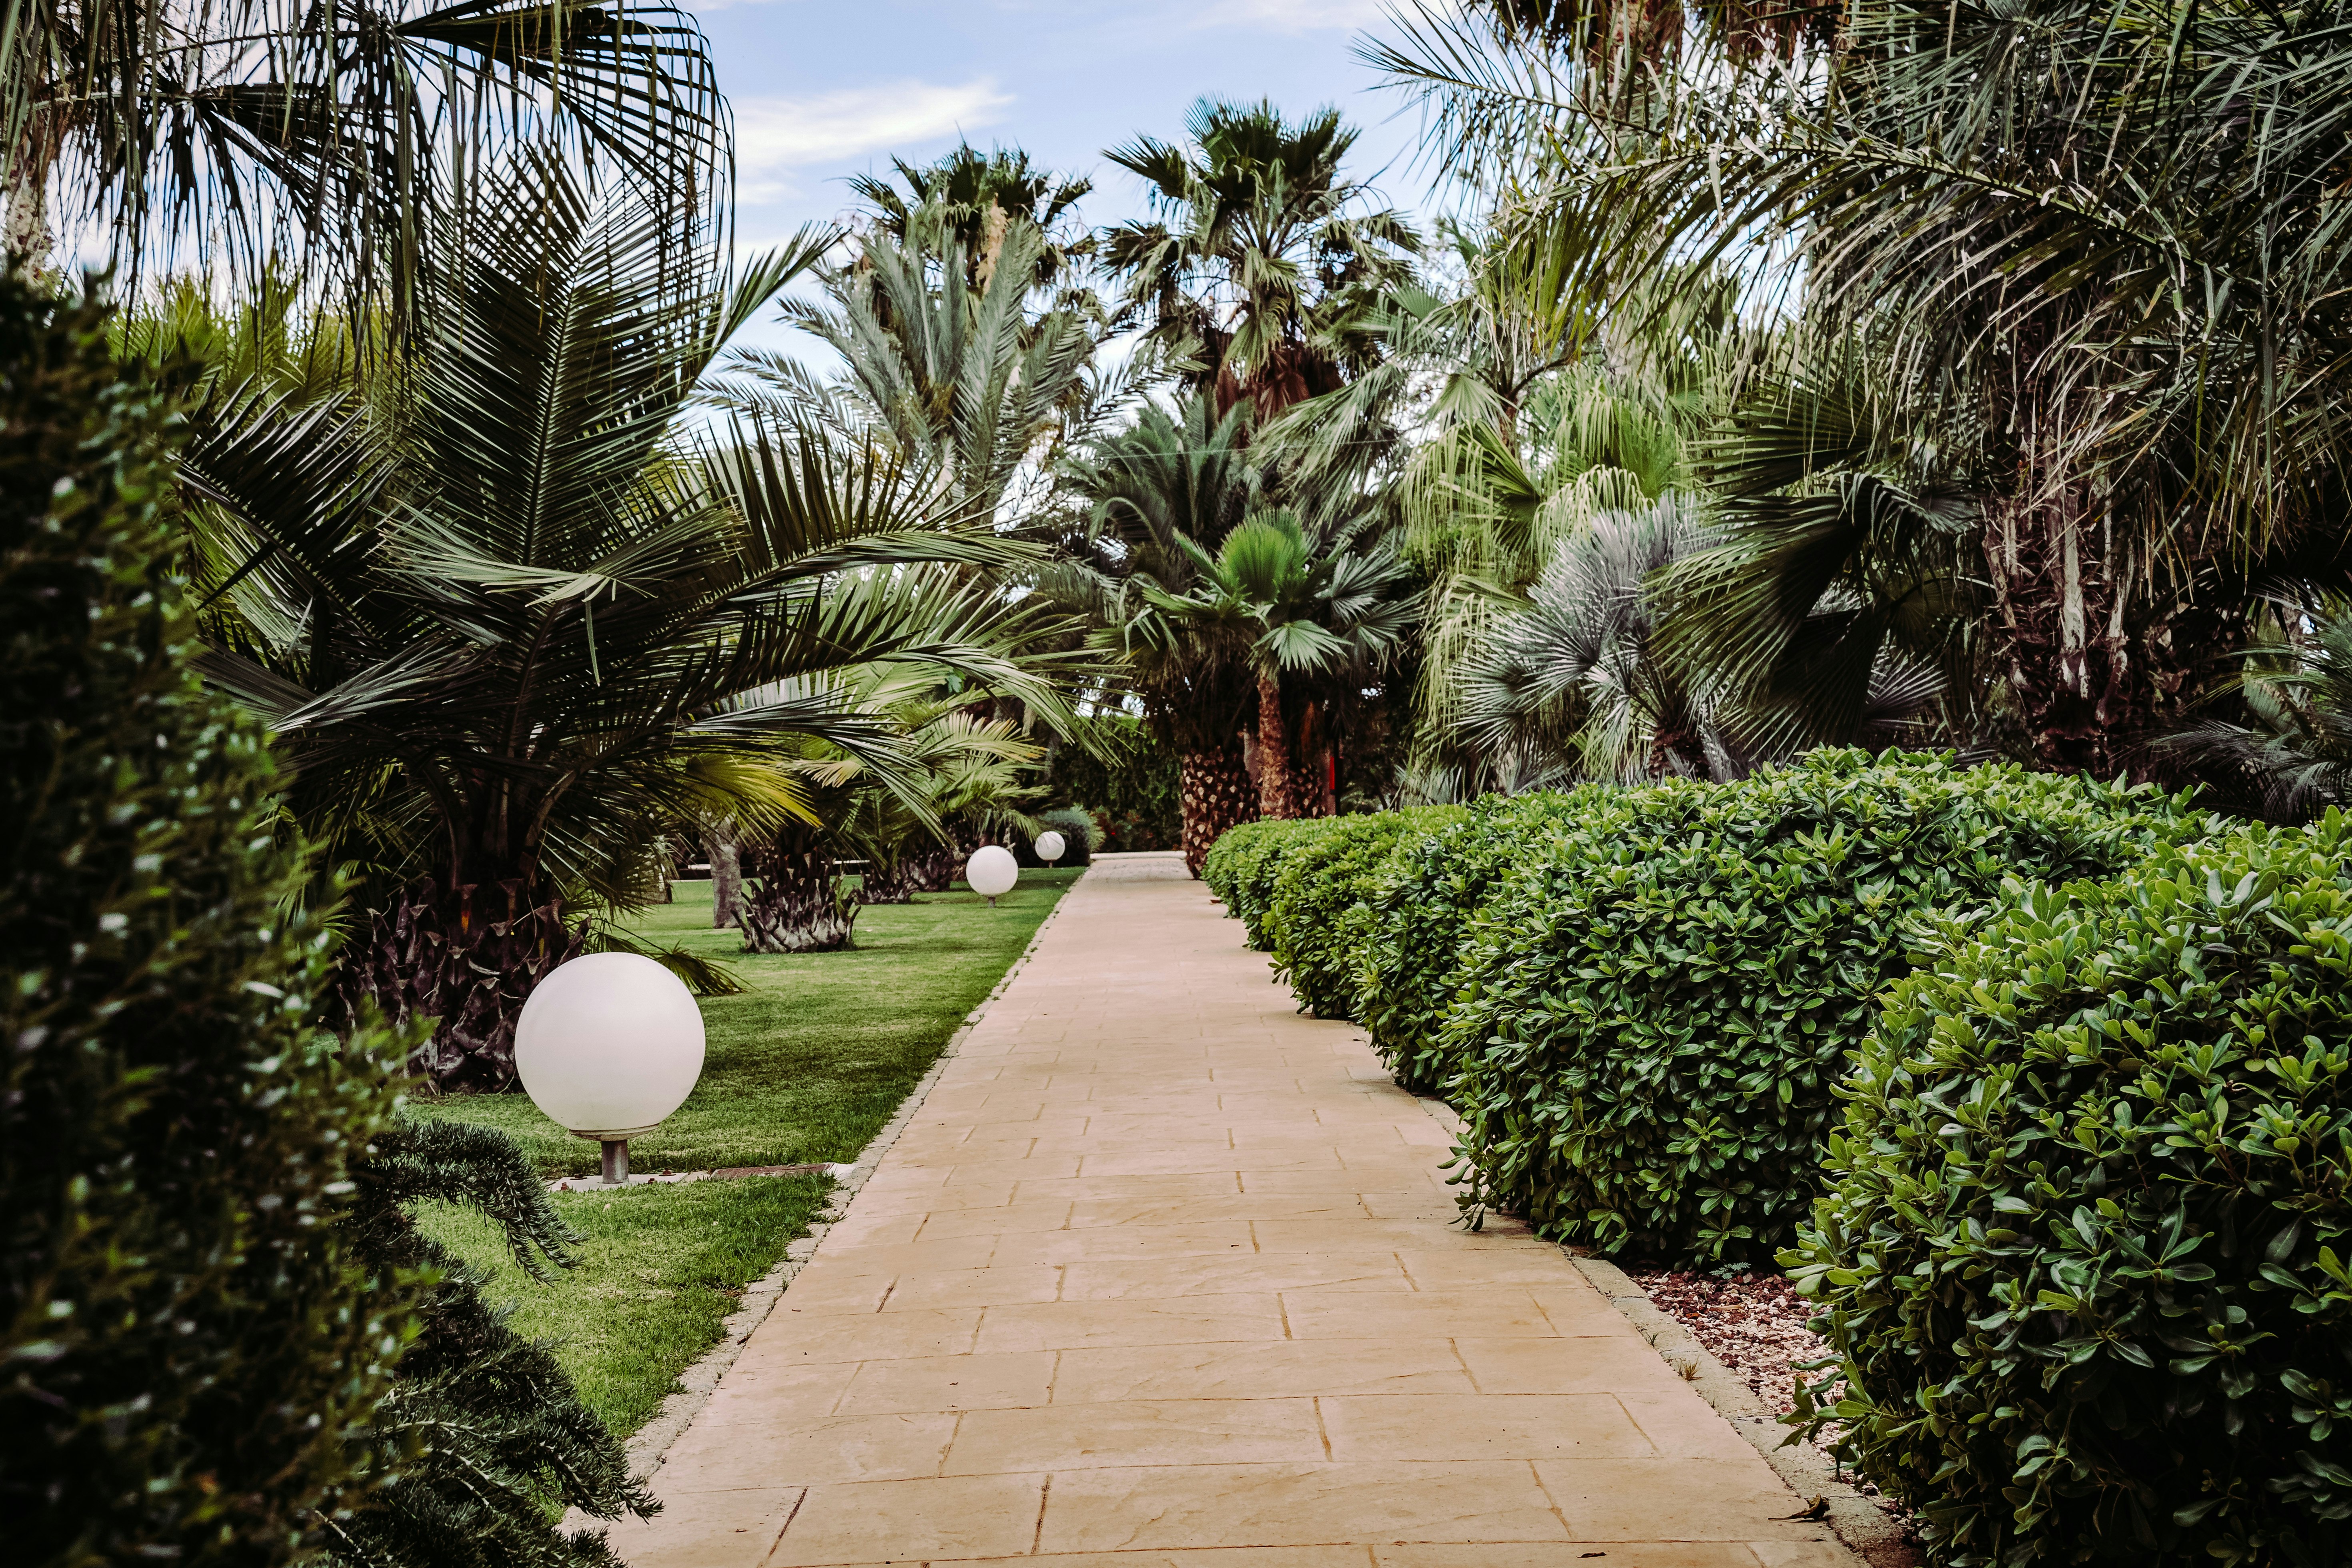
846,142 -> 1095,296
1102,97 -> 1422,420
7,0 -> 728,330
1374,0 -> 2352,772
706,215 -> 1100,526
1053,395 -> 1264,871
2153,601 -> 2352,823
177,157 -> 1076,1090
1142,508 -> 1418,819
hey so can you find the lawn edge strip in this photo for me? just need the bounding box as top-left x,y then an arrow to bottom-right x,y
616,874 -> 1084,1484
1404,1091 -> 1915,1567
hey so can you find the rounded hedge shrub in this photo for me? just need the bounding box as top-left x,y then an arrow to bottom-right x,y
1442,750 -> 2205,1263
1261,806 -> 1466,1020
1785,816 -> 2352,1567
0,278 -> 410,1565
1202,816 -> 1342,949
1356,789 -> 1605,1093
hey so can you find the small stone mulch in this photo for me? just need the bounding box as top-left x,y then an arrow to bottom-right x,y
1621,1266 -> 1826,1418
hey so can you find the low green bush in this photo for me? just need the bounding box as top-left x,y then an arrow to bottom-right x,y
1046,714 -> 1180,851
1786,816 -> 2352,1567
1356,789 -> 1603,1093
1202,816 -> 1342,947
1442,750 -> 2205,1263
1262,806 -> 1466,1020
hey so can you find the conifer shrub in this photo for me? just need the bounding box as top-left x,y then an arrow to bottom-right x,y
327,1121 -> 654,1568
1442,750 -> 2204,1262
1786,817 -> 2352,1567
0,274 -> 410,1566
1261,806 -> 1466,1020
1355,789 -> 1604,1093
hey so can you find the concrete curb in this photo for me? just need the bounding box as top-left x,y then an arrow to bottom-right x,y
615,880 -> 1082,1483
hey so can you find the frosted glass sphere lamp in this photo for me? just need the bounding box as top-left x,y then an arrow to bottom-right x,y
514,952 -> 706,1185
1034,830 -> 1066,866
966,843 -> 1018,907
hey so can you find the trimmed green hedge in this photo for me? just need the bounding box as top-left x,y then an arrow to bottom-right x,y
1202,816 -> 1343,948
1262,806 -> 1467,1020
1204,752 -> 2207,1267
1443,752 -> 2202,1262
1786,816 -> 2352,1566
1356,790 -> 1601,1093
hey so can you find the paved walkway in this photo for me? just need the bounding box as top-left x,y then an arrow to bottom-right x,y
613,854 -> 1855,1568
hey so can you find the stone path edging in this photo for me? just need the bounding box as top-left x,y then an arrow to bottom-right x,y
1565,1254 -> 1921,1568
1404,1095 -> 1918,1568
615,886 -> 1080,1482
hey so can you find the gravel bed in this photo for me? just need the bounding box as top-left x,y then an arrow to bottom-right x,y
1621,1265 -> 1827,1418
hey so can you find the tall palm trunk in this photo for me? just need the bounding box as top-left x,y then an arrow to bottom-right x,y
1178,741 -> 1257,877
334,877 -> 588,1092
704,826 -> 743,928
1254,669 -> 1299,819
739,848 -> 860,953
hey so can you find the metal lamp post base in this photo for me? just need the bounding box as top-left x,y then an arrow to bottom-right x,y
601,1138 -> 630,1184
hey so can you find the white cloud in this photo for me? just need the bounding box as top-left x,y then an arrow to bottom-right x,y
733,79 -> 1014,203
1189,0 -> 1389,32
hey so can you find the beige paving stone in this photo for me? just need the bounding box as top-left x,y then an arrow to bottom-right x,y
1537,1458 -> 1827,1541
830,1350 -> 1058,1415
1376,1547 -> 1768,1568
600,1484 -> 802,1568
663,1409 -> 957,1485
1318,1393 -> 1658,1461
618,864 -> 1856,1568
812,1552 -> 1376,1568
767,1472 -> 1047,1565
1050,1339 -> 1478,1402
1059,1252 -> 1412,1298
761,1307 -> 982,1363
973,1294 -> 1289,1352
1035,1461 -> 1573,1552
1453,1335 -> 1703,1394
944,1397 -> 1328,1472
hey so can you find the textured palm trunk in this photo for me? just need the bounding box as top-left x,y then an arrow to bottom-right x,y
858,860 -> 918,904
705,829 -> 742,928
902,841 -> 960,893
738,848 -> 860,953
1179,742 -> 1258,877
334,877 -> 588,1092
1254,670 -> 1300,820
1984,499 -> 2238,775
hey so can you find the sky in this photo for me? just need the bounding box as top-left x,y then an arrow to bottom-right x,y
697,0 -> 1452,348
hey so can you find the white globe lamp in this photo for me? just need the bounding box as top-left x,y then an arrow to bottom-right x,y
514,952 -> 706,1185
1034,830 -> 1067,866
965,843 -> 1019,907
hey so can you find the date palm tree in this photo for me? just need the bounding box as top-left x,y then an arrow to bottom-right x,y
705,215 -> 1100,526
1373,0 -> 2352,772
178,156 -> 1076,1089
1140,508 -> 1418,820
1054,394 -> 1263,871
6,0 -> 729,330
1102,96 -> 1421,420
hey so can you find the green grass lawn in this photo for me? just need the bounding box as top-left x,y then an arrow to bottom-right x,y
421,1174 -> 832,1438
410,870 -> 1078,1438
410,870 -> 1082,1177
